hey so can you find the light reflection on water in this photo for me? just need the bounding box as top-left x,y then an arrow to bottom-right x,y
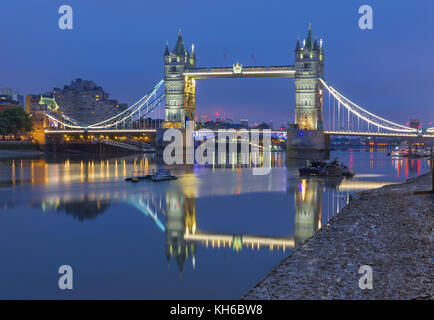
0,148 -> 430,299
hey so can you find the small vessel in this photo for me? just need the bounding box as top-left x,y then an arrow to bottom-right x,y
125,170 -> 154,182
389,146 -> 433,158
299,158 -> 354,177
410,148 -> 432,158
298,160 -> 324,176
151,170 -> 177,182
389,146 -> 408,157
126,169 -> 177,182
320,159 -> 355,177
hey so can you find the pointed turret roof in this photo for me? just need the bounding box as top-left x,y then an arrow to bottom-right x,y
191,44 -> 196,58
295,39 -> 301,51
175,250 -> 186,275
313,38 -> 319,51
164,40 -> 170,56
173,30 -> 185,56
305,23 -> 313,50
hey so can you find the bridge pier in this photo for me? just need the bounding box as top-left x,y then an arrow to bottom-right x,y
156,128 -> 195,161
286,129 -> 330,160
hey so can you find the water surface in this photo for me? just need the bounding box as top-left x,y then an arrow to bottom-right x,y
0,148 -> 430,299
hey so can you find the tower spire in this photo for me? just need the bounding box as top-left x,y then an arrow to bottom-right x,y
164,40 -> 170,56
313,36 -> 319,51
295,38 -> 301,51
173,29 -> 185,55
305,23 -> 313,50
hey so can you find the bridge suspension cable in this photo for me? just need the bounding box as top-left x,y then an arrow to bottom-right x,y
320,78 -> 417,133
45,80 -> 165,130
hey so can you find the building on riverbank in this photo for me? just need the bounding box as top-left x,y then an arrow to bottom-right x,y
0,88 -> 24,114
52,78 -> 127,125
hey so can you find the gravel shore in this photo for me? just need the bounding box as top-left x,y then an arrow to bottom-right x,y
242,172 -> 433,300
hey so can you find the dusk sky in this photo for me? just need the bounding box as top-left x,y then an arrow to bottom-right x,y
1,0 -> 433,127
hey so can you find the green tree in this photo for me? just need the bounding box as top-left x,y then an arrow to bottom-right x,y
0,108 -> 33,137
0,117 -> 8,138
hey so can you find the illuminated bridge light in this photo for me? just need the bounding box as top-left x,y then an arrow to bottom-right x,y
338,180 -> 396,192
184,233 -> 295,251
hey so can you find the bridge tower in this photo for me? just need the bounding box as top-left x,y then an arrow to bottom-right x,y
293,178 -> 321,247
287,24 -> 328,158
294,24 -> 324,130
165,191 -> 197,274
163,31 -> 196,129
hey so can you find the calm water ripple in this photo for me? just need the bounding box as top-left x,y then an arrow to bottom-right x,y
0,148 -> 430,299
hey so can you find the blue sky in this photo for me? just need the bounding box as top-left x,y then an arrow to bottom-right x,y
1,0 -> 433,127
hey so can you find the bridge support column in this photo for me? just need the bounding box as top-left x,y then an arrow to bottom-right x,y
163,31 -> 196,129
286,129 -> 329,160
32,129 -> 46,147
156,127 -> 195,162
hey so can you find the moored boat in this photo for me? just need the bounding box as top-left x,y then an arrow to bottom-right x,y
126,169 -> 177,182
299,158 -> 354,177
151,170 -> 177,182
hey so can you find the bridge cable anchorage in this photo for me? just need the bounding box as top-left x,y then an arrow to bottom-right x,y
46,80 -> 165,130
319,77 -> 417,133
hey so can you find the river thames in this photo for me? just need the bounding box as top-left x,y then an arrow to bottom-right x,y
0,148 -> 430,299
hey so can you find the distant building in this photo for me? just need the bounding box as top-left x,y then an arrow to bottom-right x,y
0,88 -> 24,113
199,114 -> 209,124
215,113 -> 225,123
25,95 -> 48,130
52,78 -> 127,125
409,119 -> 421,129
240,119 -> 249,128
254,122 -> 272,130
0,88 -> 23,106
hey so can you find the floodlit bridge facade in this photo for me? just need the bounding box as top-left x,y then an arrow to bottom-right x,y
42,26 -> 434,148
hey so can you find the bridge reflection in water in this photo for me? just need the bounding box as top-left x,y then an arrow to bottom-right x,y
24,176 -> 391,274
1,152 -> 426,275
30,182 -> 321,273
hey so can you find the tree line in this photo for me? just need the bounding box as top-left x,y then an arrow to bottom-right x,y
0,108 -> 33,140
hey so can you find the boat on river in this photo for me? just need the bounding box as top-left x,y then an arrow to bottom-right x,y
125,170 -> 154,182
126,169 -> 177,183
299,158 -> 354,177
151,170 -> 177,182
388,146 -> 432,158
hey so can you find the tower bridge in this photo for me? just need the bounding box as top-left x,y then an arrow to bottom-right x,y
42,25 -> 434,150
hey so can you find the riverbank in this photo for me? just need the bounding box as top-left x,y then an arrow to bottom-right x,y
242,172 -> 433,300
0,141 -> 43,159
0,149 -> 44,159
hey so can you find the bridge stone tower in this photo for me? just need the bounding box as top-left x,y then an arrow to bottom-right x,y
163,31 -> 196,128
287,25 -> 328,158
294,24 -> 324,130
293,178 -> 321,247
165,191 -> 197,275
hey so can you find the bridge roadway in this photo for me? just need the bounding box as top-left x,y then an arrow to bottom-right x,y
324,130 -> 434,139
45,129 -> 434,139
183,65 -> 296,79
